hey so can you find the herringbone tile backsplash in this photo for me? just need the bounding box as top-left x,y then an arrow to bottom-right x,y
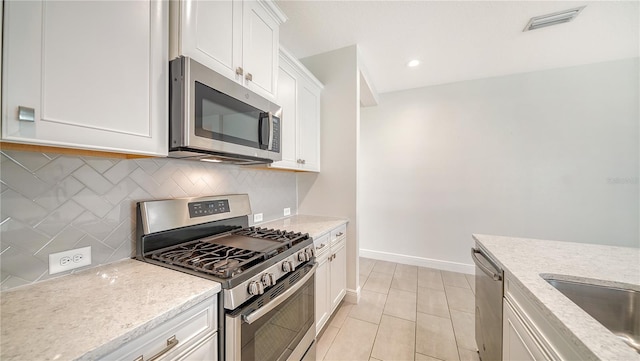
0,150 -> 297,290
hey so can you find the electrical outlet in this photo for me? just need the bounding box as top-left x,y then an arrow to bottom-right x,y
253,213 -> 263,223
49,246 -> 92,275
284,208 -> 291,216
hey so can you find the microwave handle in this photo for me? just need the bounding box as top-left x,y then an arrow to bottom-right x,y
267,112 -> 274,151
258,112 -> 271,150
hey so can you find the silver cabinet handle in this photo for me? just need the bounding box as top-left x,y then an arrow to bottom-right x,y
18,106 -> 35,122
243,263 -> 317,324
236,67 -> 244,75
133,335 -> 178,361
316,243 -> 327,250
245,72 -> 253,81
336,232 -> 344,237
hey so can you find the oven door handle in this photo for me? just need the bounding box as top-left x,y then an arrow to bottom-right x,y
243,263 -> 317,324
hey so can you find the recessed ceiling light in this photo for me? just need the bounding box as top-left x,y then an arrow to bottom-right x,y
201,158 -> 222,163
523,6 -> 586,32
407,59 -> 420,67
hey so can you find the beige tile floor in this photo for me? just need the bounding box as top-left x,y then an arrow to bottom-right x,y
316,257 -> 479,361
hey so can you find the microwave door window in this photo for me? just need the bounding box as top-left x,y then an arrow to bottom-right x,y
195,82 -> 260,149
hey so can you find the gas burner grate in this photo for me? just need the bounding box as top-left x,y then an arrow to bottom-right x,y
233,227 -> 308,245
150,241 -> 264,278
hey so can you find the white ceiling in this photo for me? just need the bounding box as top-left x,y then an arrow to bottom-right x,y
276,1 -> 640,94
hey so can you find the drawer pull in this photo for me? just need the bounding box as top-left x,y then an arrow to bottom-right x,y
316,243 -> 327,250
336,232 -> 344,237
134,335 -> 179,361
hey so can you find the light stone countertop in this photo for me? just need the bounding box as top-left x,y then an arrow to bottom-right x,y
0,259 -> 221,361
473,234 -> 640,361
259,214 -> 348,239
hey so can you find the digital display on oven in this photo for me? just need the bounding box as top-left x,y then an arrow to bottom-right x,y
188,200 -> 230,218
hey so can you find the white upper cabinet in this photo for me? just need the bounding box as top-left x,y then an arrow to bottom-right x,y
172,0 -> 286,100
2,0 -> 168,156
170,0 -> 242,82
271,48 -> 323,172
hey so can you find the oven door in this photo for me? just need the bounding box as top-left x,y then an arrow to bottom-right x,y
226,263 -> 316,361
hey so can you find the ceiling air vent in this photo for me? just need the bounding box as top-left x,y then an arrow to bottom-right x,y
523,6 -> 586,32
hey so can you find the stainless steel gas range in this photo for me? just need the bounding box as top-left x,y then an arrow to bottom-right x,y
136,194 -> 316,361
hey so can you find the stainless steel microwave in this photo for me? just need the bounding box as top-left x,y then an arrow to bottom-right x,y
169,57 -> 282,164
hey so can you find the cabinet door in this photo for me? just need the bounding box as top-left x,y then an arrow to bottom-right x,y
315,251 -> 330,335
329,239 -> 347,312
2,0 -> 167,156
242,0 -> 279,99
172,332 -> 217,361
272,58 -> 298,170
297,79 -> 321,172
177,0 -> 242,82
503,300 -> 550,361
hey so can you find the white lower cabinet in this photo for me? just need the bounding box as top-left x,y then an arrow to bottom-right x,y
503,276 -> 589,361
503,299 -> 549,361
329,236 -> 347,312
314,223 -> 347,335
98,296 -> 218,361
171,332 -> 217,361
314,234 -> 331,335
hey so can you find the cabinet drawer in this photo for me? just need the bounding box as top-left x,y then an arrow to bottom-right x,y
314,233 -> 331,257
330,224 -> 347,243
98,296 -> 217,361
503,299 -> 550,361
504,276 -> 588,361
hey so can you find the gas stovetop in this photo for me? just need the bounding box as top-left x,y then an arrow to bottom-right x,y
149,227 -> 310,280
136,194 -> 315,310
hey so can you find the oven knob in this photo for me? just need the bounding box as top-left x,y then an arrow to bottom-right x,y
305,247 -> 314,259
248,281 -> 265,295
261,273 -> 276,287
282,260 -> 294,273
298,251 -> 307,262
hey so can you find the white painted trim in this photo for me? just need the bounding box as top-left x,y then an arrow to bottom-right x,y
257,0 -> 287,24
344,286 -> 360,304
360,248 -> 475,275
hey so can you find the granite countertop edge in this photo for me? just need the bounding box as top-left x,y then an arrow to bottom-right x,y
0,259 -> 222,361
473,234 -> 640,361
258,214 -> 349,239
79,285 -> 220,361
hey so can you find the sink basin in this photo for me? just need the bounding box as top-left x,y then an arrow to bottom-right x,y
545,278 -> 640,353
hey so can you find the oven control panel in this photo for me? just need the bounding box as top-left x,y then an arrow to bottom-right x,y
223,243 -> 315,309
188,199 -> 230,218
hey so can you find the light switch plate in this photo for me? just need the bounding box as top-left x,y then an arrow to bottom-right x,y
253,213 -> 263,223
49,246 -> 92,275
284,208 -> 291,216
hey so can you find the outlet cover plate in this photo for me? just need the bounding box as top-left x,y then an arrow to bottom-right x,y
253,213 -> 263,223
284,208 -> 291,216
49,246 -> 92,275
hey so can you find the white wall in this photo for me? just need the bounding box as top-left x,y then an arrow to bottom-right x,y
359,58 -> 640,273
297,45 -> 361,301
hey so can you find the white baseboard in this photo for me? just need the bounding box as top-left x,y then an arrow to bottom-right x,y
360,248 -> 475,275
344,287 -> 360,304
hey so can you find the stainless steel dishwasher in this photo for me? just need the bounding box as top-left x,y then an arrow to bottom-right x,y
471,246 -> 504,361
